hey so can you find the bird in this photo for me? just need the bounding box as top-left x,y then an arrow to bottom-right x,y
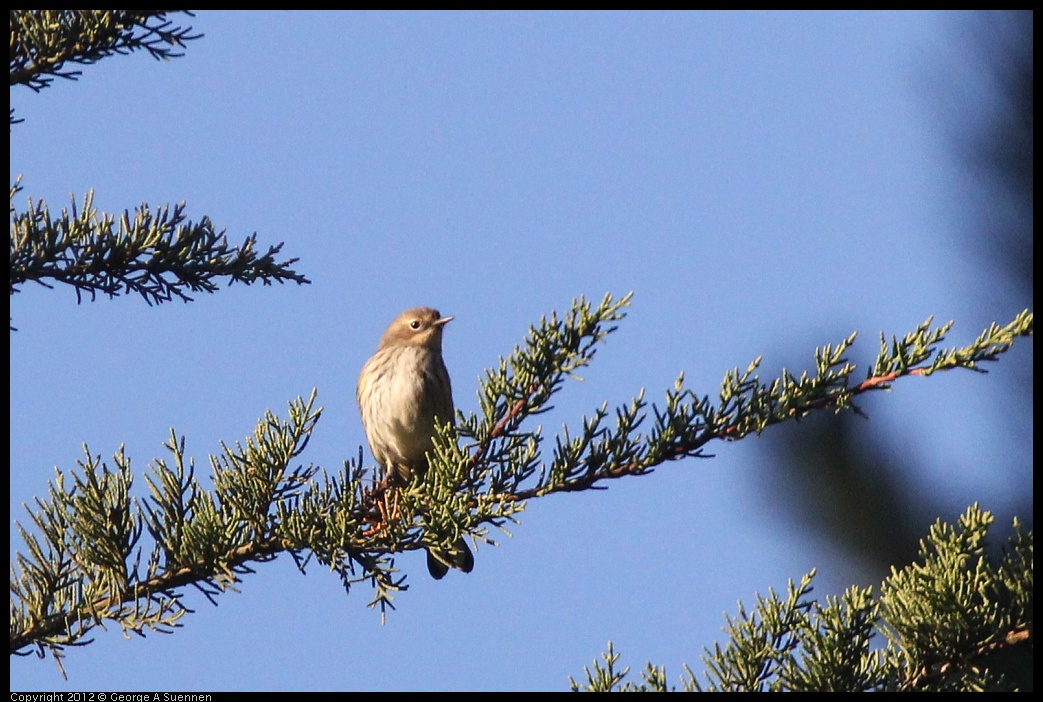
356,306 -> 475,579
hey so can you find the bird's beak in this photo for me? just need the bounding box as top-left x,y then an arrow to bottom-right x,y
436,315 -> 453,326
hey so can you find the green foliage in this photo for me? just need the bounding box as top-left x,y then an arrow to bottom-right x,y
9,294 -> 1034,677
9,185 -> 310,309
8,9 -> 1033,686
571,505 -> 1032,692
454,298 -> 1031,505
569,642 -> 670,692
10,11 -> 308,320
878,509 -> 1034,691
10,395 -> 323,677
10,11 -> 201,97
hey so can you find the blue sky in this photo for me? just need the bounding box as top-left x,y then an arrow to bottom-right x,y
10,11 -> 1031,692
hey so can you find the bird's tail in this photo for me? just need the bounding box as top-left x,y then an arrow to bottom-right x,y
427,538 -> 475,580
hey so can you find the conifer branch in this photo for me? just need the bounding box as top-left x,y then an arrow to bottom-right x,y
10,11 -> 201,98
9,295 -> 1033,678
10,186 -> 310,309
454,300 -> 1031,506
571,505 -> 1032,692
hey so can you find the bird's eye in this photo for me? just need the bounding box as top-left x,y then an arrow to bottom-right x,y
409,320 -> 422,330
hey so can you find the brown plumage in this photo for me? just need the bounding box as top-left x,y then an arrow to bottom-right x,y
357,307 -> 474,579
